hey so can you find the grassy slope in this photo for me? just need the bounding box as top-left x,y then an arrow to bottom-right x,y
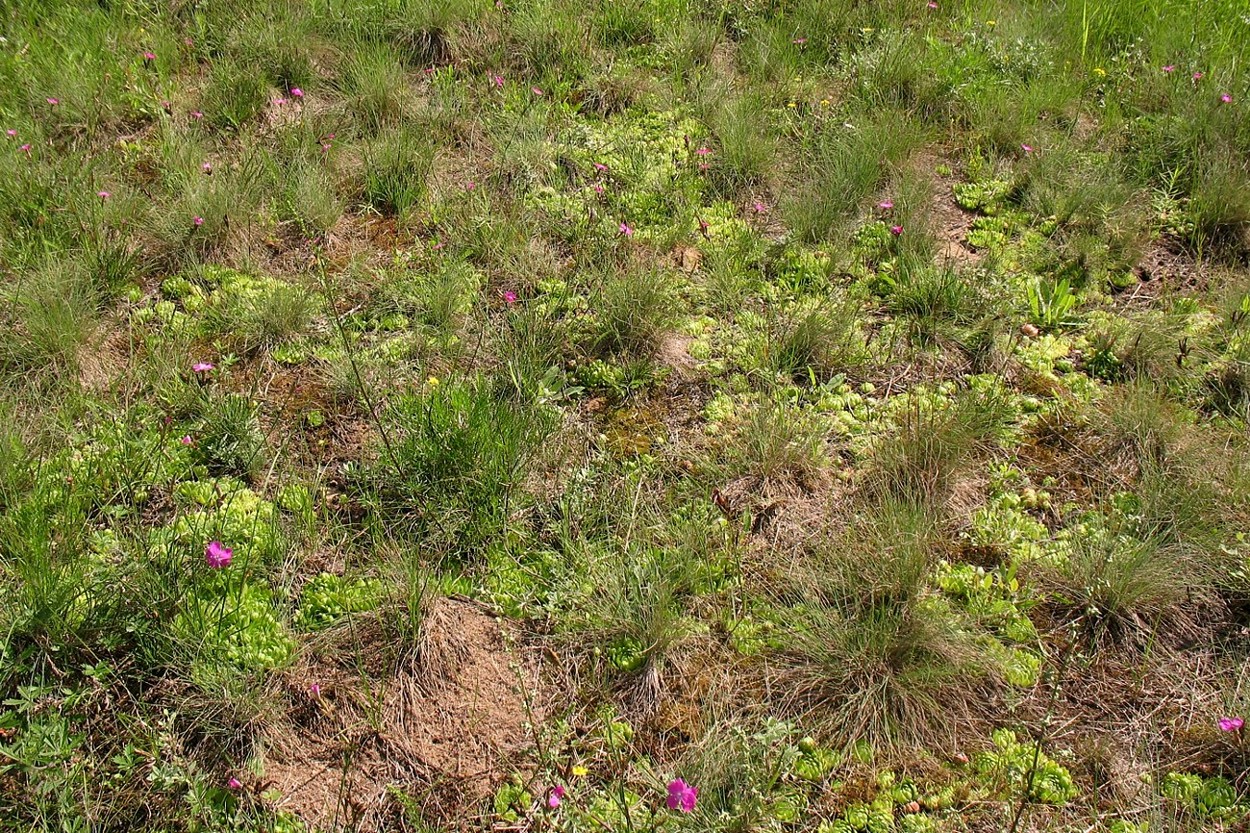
1,0 -> 1250,830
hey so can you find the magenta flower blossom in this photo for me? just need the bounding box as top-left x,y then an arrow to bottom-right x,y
180,435 -> 194,445
1220,93 -> 1232,103
593,162 -> 608,172
202,162 -> 212,174
503,290 -> 518,304
752,200 -> 768,213
161,100 -> 171,112
593,183 -> 604,194
309,683 -> 321,696
465,180 -> 476,191
1218,716 -> 1244,732
1192,72 -> 1203,81
193,216 -> 204,227
792,37 -> 807,45
878,200 -> 894,210
1021,143 -> 1034,153
6,129 -> 16,137
547,785 -> 566,809
491,74 -> 504,88
532,87 -> 544,96
619,222 -> 634,237
290,87 -> 303,98
143,51 -> 156,61
19,143 -> 31,154
891,225 -> 904,235
927,0 -> 938,7
227,777 -> 242,790
695,146 -> 711,156
47,97 -> 59,106
273,97 -> 287,106
205,541 -> 233,569
1162,65 -> 1175,73
97,191 -> 111,200
667,779 -> 698,813
191,110 -> 203,120
192,361 -> 214,373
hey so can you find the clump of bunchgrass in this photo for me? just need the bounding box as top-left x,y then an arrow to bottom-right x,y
774,500 -> 996,745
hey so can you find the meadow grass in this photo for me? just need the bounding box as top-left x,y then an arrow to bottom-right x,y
1,0 -> 1250,831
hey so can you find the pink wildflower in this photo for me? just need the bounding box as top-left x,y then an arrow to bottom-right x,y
309,683 -> 321,696
465,180 -> 476,191
927,0 -> 938,7
191,110 -> 203,120
593,184 -> 604,194
97,191 -> 111,200
593,162 -> 608,172
878,200 -> 894,210
1220,93 -> 1232,103
1218,717 -> 1244,732
227,777 -> 242,790
192,361 -> 214,373
273,97 -> 287,106
491,74 -> 504,88
1022,143 -> 1034,153
666,779 -> 698,813
548,785 -> 566,809
205,541 -> 233,569
290,87 -> 303,98
193,216 -> 204,227
161,100 -> 171,113
752,200 -> 767,213
19,144 -> 31,154
47,97 -> 59,106
695,146 -> 711,156
503,290 -> 518,304
619,221 -> 634,237
532,87 -> 544,96
1162,65 -> 1175,73
202,162 -> 212,174
5,130 -> 14,137
143,51 -> 156,61
792,37 -> 807,45
1192,72 -> 1203,81
891,225 -> 904,235
180,435 -> 194,445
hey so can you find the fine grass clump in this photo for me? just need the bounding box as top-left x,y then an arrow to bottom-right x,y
719,399 -> 828,487
1041,514 -> 1220,648
695,87 -> 778,195
784,113 -> 920,243
0,258 -> 100,378
359,375 -> 559,554
868,387 -> 1013,505
195,394 -> 267,479
766,298 -> 868,382
775,500 -> 995,745
201,58 -> 270,131
335,40 -> 412,130
362,127 -> 436,217
281,161 -> 344,235
592,268 -> 677,357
